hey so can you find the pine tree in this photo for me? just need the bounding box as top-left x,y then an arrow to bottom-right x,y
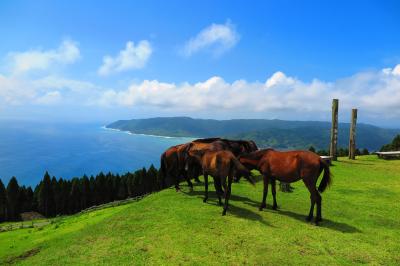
52,177 -> 62,215
0,179 -> 7,222
24,187 -> 34,212
117,175 -> 127,200
18,186 -> 27,213
80,175 -> 90,210
7,177 -> 20,220
95,172 -> 107,204
38,171 -> 55,217
69,178 -> 81,213
147,165 -> 159,192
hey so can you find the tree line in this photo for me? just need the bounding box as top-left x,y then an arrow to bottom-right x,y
380,135 -> 400,152
0,165 -> 161,222
308,146 -> 370,157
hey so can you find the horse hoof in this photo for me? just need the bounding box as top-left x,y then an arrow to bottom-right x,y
306,216 -> 313,222
203,198 -> 208,203
222,210 -> 227,216
175,188 -> 181,192
189,187 -> 193,192
272,205 -> 278,210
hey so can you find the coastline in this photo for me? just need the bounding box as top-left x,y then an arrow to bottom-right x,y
101,126 -> 195,140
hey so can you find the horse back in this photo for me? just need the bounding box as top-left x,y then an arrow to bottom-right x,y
262,150 -> 320,178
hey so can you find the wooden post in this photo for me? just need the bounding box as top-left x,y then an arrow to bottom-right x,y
348,108 -> 357,160
330,99 -> 339,161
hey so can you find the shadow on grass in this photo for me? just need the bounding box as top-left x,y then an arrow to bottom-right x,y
182,190 -> 271,226
264,209 -> 362,233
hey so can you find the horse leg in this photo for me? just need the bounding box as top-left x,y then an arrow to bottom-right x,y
222,176 -> 232,216
315,191 -> 322,224
186,178 -> 194,192
271,178 -> 278,210
213,178 -> 222,206
203,173 -> 209,203
174,174 -> 181,192
259,174 -> 269,211
303,179 -> 317,223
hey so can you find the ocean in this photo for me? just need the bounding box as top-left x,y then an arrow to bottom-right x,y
0,121 -> 193,187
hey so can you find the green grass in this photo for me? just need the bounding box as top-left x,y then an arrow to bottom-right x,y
1,156 -> 399,265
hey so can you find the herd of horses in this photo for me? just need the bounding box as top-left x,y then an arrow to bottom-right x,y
160,137 -> 332,225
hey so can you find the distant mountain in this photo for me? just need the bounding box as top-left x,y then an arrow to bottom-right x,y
106,117 -> 399,151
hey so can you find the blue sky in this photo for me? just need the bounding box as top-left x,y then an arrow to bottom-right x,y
0,0 -> 400,126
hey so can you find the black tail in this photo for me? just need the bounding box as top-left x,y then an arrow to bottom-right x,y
318,159 -> 332,193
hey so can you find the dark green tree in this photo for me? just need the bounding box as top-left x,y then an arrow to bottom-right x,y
0,179 -> 7,222
147,165 -> 159,192
7,177 -> 20,220
80,175 -> 90,210
38,171 -> 55,217
117,175 -> 128,200
52,177 -> 62,215
361,148 -> 369,155
308,146 -> 316,153
69,178 -> 81,213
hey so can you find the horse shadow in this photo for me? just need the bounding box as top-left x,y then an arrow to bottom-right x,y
182,190 -> 271,226
263,208 -> 362,233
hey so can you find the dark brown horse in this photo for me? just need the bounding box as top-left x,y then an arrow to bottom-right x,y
160,138 -> 259,191
239,149 -> 331,224
160,143 -> 195,191
185,138 -> 258,182
188,149 -> 255,215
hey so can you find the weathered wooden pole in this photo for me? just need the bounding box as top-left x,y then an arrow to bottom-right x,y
330,99 -> 339,161
348,108 -> 357,160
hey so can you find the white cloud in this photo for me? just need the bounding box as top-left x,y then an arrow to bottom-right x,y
98,40 -> 152,76
0,75 -> 101,106
182,21 -> 240,57
98,64 -> 400,120
35,91 -> 62,105
7,40 -> 80,74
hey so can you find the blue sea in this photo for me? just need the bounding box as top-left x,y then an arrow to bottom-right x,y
0,121 -> 193,187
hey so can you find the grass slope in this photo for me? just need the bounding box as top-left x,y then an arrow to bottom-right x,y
1,156 -> 399,265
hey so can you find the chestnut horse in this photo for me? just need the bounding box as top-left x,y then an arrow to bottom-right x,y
160,143 -> 194,191
186,138 -> 258,182
188,149 -> 255,215
239,149 -> 331,224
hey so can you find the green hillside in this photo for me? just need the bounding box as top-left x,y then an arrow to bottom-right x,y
106,117 -> 399,150
1,156 -> 399,265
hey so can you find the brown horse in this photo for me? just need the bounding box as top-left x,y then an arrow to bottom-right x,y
160,138 -> 259,191
239,149 -> 331,224
188,149 -> 255,215
185,138 -> 258,182
160,143 -> 195,191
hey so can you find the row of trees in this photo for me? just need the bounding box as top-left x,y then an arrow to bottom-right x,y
380,135 -> 400,152
0,165 -> 161,222
308,146 -> 370,156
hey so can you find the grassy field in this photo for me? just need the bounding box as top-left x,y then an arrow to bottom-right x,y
1,156 -> 399,265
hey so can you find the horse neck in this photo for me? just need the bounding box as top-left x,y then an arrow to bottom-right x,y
239,157 -> 260,167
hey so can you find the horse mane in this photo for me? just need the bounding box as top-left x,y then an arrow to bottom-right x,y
192,137 -> 221,143
240,148 -> 273,160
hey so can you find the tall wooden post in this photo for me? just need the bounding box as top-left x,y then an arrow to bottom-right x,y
330,99 -> 339,161
348,109 -> 357,160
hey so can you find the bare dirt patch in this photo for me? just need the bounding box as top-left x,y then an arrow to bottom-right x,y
3,248 -> 40,265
